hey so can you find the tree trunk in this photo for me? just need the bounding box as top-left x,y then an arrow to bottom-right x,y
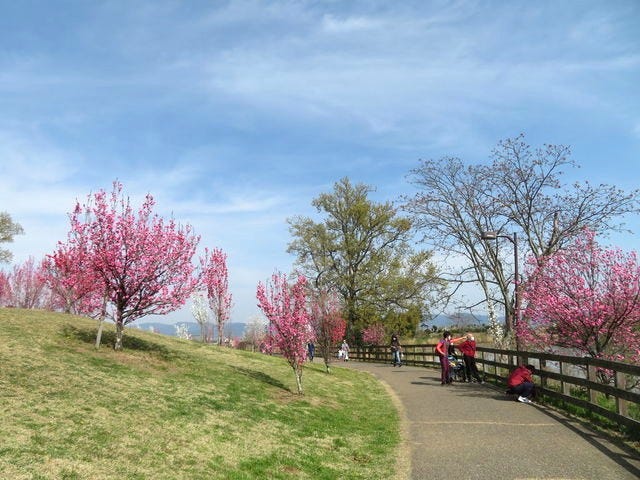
218,316 -> 226,346
114,321 -> 124,350
346,298 -> 358,343
320,341 -> 333,373
294,365 -> 304,395
94,318 -> 104,349
96,293 -> 109,350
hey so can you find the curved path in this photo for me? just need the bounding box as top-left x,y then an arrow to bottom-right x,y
340,361 -> 640,480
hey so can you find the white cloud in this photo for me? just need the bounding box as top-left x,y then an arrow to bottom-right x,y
321,14 -> 382,33
1,0 -> 639,325
0,131 -> 82,187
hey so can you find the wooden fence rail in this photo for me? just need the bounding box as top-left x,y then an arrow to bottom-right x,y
350,344 -> 640,433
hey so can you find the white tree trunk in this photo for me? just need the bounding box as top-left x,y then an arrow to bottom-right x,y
94,318 -> 104,350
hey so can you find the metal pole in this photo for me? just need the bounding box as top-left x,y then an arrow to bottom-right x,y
513,231 -> 520,351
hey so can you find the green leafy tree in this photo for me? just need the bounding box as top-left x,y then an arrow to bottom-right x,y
288,177 -> 441,341
383,304 -> 423,338
0,212 -> 24,264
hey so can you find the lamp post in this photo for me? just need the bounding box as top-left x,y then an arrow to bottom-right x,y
481,230 -> 520,344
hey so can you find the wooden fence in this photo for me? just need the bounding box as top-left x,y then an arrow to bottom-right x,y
350,343 -> 640,433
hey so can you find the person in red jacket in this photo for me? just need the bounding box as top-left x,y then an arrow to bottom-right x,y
456,333 -> 483,383
507,364 -> 536,403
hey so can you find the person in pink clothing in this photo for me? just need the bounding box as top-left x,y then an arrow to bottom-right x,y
435,331 -> 465,385
455,333 -> 483,383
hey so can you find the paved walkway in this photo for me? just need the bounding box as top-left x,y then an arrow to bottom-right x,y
340,361 -> 640,480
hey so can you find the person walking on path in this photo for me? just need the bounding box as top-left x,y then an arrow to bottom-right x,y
435,331 -> 464,384
507,364 -> 536,403
340,339 -> 350,361
390,333 -> 402,367
456,333 -> 483,383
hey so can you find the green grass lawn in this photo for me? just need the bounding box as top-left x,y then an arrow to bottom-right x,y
0,309 -> 402,480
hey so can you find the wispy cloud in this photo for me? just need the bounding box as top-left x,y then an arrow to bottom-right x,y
321,14 -> 383,33
1,0 -> 638,322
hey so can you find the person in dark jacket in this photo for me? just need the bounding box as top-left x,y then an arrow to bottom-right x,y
507,364 -> 536,403
456,333 -> 483,383
390,333 -> 402,367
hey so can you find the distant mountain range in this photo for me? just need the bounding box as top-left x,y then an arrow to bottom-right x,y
135,321 -> 247,340
427,312 -> 491,328
136,312 -> 493,339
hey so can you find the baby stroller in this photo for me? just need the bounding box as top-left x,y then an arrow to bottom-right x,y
448,355 -> 466,382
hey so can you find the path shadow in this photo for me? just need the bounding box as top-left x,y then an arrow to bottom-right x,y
448,381 -> 540,401
450,381 -> 640,476
411,375 -> 444,387
536,405 -> 640,477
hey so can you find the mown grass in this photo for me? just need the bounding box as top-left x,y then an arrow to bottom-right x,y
0,309 -> 402,479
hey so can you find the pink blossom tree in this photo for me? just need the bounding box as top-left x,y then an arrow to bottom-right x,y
362,323 -> 386,345
519,230 -> 640,371
42,237 -> 112,349
69,182 -> 200,350
0,270 -> 8,305
0,257 -> 53,309
199,248 -> 233,345
308,288 -> 346,373
256,273 -> 310,394
41,237 -> 105,317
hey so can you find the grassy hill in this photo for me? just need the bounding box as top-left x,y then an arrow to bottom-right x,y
0,309 -> 402,480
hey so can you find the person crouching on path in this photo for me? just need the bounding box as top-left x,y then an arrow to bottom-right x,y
456,333 -> 483,383
507,364 -> 536,404
435,331 -> 464,385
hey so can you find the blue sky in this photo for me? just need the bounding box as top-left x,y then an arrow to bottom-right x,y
1,1 -> 639,325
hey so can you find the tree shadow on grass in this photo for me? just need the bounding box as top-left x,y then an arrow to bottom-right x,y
61,323 -> 174,360
231,365 -> 290,393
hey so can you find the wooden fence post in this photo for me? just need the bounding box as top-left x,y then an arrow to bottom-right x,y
539,358 -> 547,389
615,371 -> 628,417
587,362 -> 598,404
560,361 -> 571,396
